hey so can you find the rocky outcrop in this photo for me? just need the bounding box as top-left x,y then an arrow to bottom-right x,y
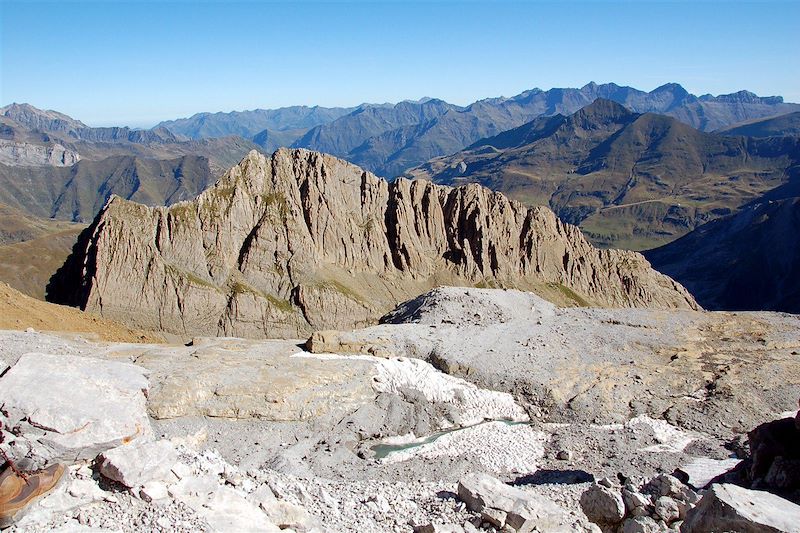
747,412 -> 800,501
49,148 -> 696,338
580,474 -> 700,532
302,286 -> 800,432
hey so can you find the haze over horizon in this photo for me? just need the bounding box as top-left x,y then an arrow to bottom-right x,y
2,0 -> 799,128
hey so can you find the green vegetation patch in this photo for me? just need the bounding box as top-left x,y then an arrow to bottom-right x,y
164,263 -> 218,290
548,282 -> 591,307
474,278 -> 503,289
231,280 -> 295,313
169,203 -> 197,225
313,279 -> 367,305
261,192 -> 289,223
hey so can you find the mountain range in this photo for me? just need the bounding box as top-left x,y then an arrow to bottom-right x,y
155,82 -> 800,178
405,98 -> 800,250
156,105 -> 357,153
0,103 -> 268,223
2,84 -> 799,314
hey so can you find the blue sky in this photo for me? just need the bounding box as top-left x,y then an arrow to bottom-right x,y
2,0 -> 798,127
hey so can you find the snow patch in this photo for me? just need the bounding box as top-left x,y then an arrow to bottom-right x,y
372,357 -> 529,426
627,415 -> 698,453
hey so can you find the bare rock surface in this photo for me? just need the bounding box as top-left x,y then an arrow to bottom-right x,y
0,140 -> 80,167
49,148 -> 696,339
133,339 -> 377,421
311,287 -> 800,434
2,286 -> 799,533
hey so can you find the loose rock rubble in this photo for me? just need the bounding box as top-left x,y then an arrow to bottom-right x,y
579,473 -> 699,532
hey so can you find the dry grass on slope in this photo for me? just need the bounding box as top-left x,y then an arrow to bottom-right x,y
0,282 -> 163,343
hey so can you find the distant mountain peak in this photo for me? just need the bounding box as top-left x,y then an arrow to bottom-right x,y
652,82 -> 688,94
713,90 -> 784,105
0,103 -> 86,132
572,98 -> 635,123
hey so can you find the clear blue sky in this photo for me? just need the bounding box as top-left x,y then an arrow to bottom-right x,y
2,0 -> 798,127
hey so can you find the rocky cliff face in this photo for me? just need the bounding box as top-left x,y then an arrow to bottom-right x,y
0,139 -> 81,166
49,149 -> 697,338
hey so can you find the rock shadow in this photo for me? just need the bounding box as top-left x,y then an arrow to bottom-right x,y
512,469 -> 594,486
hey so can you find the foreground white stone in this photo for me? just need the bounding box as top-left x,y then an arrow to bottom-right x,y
98,439 -> 178,488
0,353 -> 152,463
682,483 -> 800,533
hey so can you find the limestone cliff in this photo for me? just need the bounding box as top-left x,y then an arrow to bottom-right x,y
49,149 -> 697,338
0,140 -> 80,167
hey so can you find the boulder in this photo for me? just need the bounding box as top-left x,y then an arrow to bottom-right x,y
457,473 -> 571,532
621,488 -> 651,514
646,474 -> 685,498
305,330 -> 392,357
653,496 -> 680,523
621,516 -> 662,533
0,353 -> 152,465
98,440 -> 178,488
681,483 -> 800,533
748,415 -> 800,498
579,484 -> 626,525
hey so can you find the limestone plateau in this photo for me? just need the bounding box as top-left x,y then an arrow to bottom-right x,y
49,149 -> 696,338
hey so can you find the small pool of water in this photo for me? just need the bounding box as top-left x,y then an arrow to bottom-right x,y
371,420 -> 526,460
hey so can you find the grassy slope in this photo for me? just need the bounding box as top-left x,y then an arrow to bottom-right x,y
0,281 -> 163,342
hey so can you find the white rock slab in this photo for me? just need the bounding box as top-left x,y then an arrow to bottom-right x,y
172,481 -> 280,533
683,483 -> 800,533
372,356 -> 529,425
0,353 -> 152,461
